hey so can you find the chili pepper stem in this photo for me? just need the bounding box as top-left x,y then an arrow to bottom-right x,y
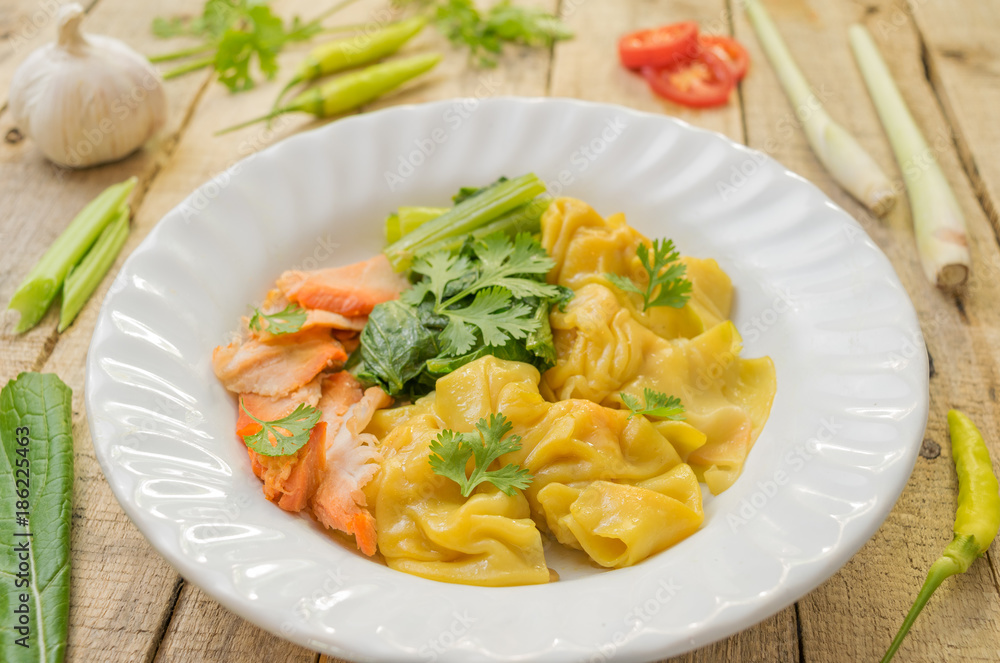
880,555 -> 962,663
163,55 -> 215,80
215,109 -> 290,135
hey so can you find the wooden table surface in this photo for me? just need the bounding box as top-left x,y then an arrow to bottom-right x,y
2,0 -> 999,661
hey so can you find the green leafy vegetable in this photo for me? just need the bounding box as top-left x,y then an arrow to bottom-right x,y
605,239 -> 692,311
428,413 -> 533,496
239,398 -> 322,456
358,300 -> 440,396
1,373 -> 74,662
621,388 -> 686,421
248,303 -> 307,336
384,173 -> 547,271
397,0 -> 572,68
362,176 -> 566,398
152,0 -> 330,92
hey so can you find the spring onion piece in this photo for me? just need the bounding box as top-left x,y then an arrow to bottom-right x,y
58,206 -> 130,332
7,176 -> 137,333
743,0 -> 895,217
384,173 -> 547,270
848,25 -> 970,287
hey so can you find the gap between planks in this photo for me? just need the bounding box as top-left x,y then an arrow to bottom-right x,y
912,32 -> 1000,249
146,577 -> 185,663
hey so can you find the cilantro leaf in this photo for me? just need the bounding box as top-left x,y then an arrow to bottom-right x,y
248,303 -> 307,335
605,239 -> 692,311
621,388 -> 686,421
428,413 -> 533,496
239,398 -> 322,456
440,287 -> 535,354
405,0 -> 572,68
153,0 -> 325,92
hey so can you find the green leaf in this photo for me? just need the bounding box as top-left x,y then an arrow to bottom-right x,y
358,300 -> 440,397
604,238 -> 692,311
428,413 -> 533,496
1,373 -> 74,663
621,388 -> 686,421
248,303 -> 306,336
440,287 -> 536,354
240,399 -> 321,456
413,0 -> 571,68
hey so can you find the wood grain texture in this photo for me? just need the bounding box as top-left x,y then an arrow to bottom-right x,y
908,0 -> 1000,233
0,0 -> 211,380
2,0 -> 1000,660
733,0 -> 1000,661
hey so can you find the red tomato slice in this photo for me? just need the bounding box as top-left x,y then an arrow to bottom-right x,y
618,22 -> 700,69
641,49 -> 735,108
698,35 -> 749,81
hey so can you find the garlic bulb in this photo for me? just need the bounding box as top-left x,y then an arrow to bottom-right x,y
9,3 -> 167,168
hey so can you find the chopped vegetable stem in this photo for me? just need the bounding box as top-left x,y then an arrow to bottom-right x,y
384,173 -> 547,270
415,202 -> 545,256
58,206 -> 130,332
743,0 -> 895,216
848,25 -> 970,287
8,176 -> 137,333
398,206 -> 448,236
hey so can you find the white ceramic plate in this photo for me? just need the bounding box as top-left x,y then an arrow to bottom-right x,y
86,98 -> 928,662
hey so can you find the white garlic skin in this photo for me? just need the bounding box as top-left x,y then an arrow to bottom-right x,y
9,4 -> 167,168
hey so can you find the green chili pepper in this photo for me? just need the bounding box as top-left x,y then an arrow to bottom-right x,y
217,52 -> 441,135
275,16 -> 428,106
881,409 -> 1000,662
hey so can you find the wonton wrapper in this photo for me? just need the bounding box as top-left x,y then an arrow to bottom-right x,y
373,413 -> 550,587
542,284 -> 776,495
369,356 -> 706,575
541,197 -> 732,340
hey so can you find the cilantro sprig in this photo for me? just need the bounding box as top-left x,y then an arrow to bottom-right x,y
151,0 -> 326,92
428,413 -> 533,496
605,239 -> 692,311
239,398 -> 322,456
621,388 -> 686,421
404,233 -> 561,355
396,0 -> 572,68
248,303 -> 307,335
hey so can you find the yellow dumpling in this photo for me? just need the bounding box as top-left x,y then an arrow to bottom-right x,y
541,197 -> 732,340
370,356 -> 706,572
372,413 -> 551,587
542,284 -> 776,495
537,464 -> 703,568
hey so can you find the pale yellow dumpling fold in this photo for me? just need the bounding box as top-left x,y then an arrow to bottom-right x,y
366,356 -> 706,574
542,284 -> 776,495
371,412 -> 551,587
541,197 -> 733,340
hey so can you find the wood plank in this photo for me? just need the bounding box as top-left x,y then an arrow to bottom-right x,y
0,0 -> 210,382
732,0 -> 1000,661
666,606 -> 799,662
152,584 -> 318,663
548,0 -> 744,142
909,0 -> 1000,234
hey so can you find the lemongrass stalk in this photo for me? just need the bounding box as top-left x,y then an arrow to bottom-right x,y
8,176 -> 137,333
744,0 -> 896,216
848,25 -> 970,287
58,206 -> 130,332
